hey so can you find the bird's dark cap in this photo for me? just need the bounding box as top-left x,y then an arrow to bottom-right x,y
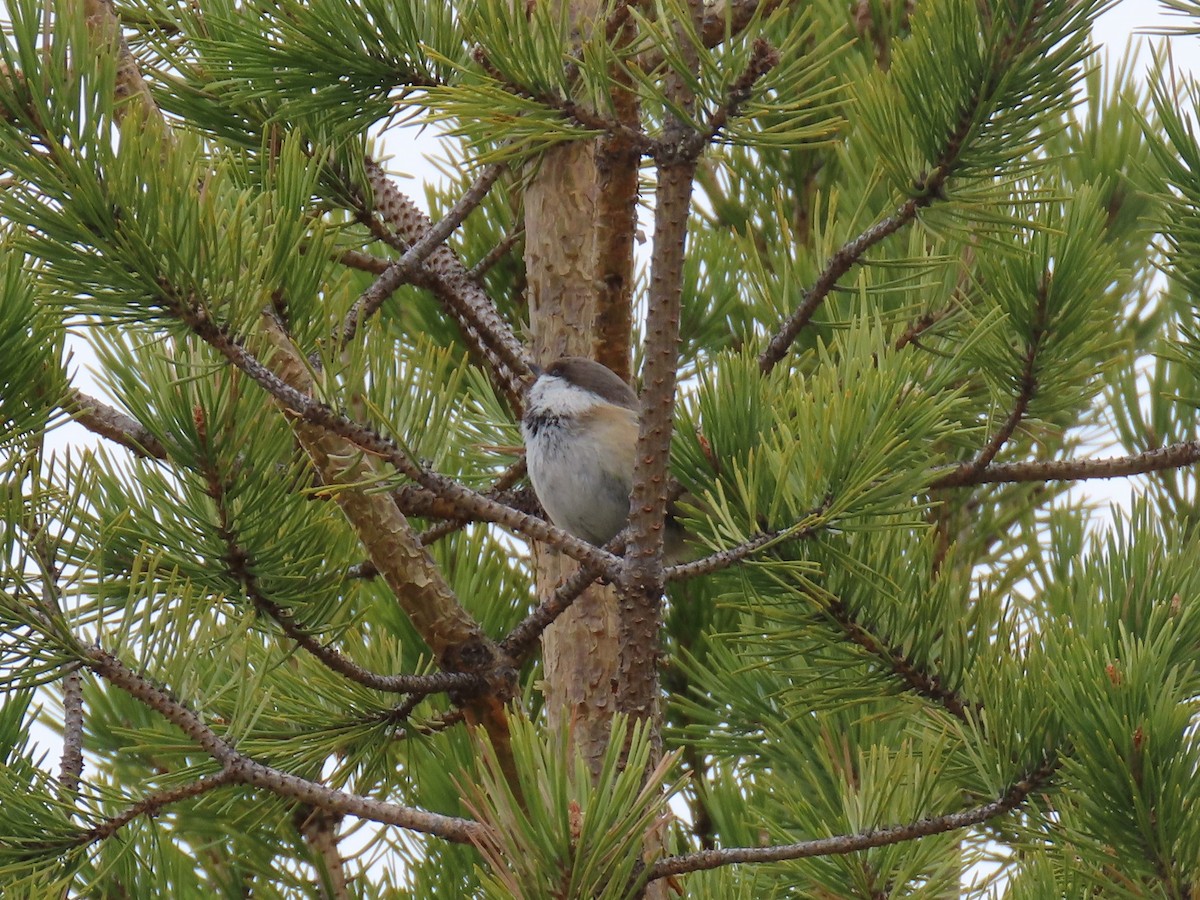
545,357 -> 638,411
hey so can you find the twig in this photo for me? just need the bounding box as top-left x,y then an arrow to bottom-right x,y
398,708 -> 467,740
62,388 -> 168,460
647,753 -> 1060,879
931,440 -> 1200,488
255,592 -> 481,696
758,200 -> 935,373
60,667 -> 85,796
341,163 -> 506,346
84,647 -> 484,842
468,228 -> 525,283
825,598 -> 980,723
638,0 -> 788,71
501,559 -> 608,662
335,248 -> 390,275
83,770 -> 239,843
672,38 -> 780,160
664,511 -> 828,582
412,463 -> 533,547
472,48 -> 656,154
893,302 -> 958,351
957,279 -> 1047,478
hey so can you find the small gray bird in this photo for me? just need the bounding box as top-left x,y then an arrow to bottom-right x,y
521,357 -> 641,547
521,356 -> 690,558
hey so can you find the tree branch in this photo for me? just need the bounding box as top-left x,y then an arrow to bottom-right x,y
757,0 -> 1057,373
355,159 -> 531,411
253,316 -> 521,781
758,199 -> 933,373
664,506 -> 829,582
468,227 -> 525,283
893,301 -> 958,351
472,47 -> 656,157
958,279 -> 1048,479
83,647 -> 484,843
251,588 -> 480,697
825,598 -> 980,723
593,3 -> 641,382
170,299 -> 623,581
501,555 -> 614,663
636,0 -> 788,71
82,0 -> 163,125
618,4 -> 703,726
673,38 -> 780,160
335,248 -> 390,275
61,388 -> 168,460
930,440 -> 1200,489
341,162 -> 506,345
83,770 -> 239,844
648,753 -> 1060,879
59,667 -> 84,797
197,448 -> 480,696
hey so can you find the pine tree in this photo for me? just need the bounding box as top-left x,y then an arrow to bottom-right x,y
2,0 -> 1199,895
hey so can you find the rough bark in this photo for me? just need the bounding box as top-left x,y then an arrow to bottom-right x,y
523,0 -> 637,781
525,136 -> 624,778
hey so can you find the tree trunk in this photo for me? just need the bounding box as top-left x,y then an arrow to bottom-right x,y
522,1 -> 639,780
525,136 -> 625,780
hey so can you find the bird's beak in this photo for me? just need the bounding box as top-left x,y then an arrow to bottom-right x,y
527,361 -> 544,377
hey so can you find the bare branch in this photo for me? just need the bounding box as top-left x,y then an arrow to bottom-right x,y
468,227 -> 525,283
84,771 -> 238,844
341,163 -> 507,345
83,647 -> 484,843
648,754 -> 1060,879
356,159 -> 532,410
335,248 -> 390,275
501,560 -> 608,662
59,668 -> 84,796
932,440 -> 1200,488
664,507 -> 829,582
62,388 -> 168,460
758,201 -> 931,373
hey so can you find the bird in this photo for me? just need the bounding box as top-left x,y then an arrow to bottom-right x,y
521,357 -> 642,548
